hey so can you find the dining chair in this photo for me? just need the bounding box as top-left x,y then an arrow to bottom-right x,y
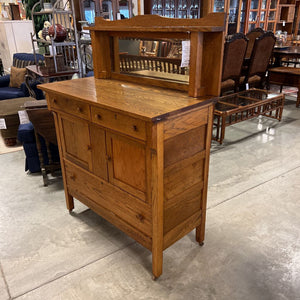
221,33 -> 248,95
245,28 -> 265,59
241,31 -> 276,90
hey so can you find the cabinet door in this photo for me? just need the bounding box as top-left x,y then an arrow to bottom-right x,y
59,114 -> 92,170
106,132 -> 147,202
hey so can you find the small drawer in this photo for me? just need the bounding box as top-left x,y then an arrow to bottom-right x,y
49,96 -> 90,120
91,106 -> 146,140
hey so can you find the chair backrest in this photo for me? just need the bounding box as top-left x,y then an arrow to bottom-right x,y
12,53 -> 44,68
247,31 -> 276,78
222,33 -> 248,82
245,28 -> 265,59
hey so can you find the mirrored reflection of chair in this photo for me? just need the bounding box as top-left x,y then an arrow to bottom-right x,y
245,27 -> 265,59
139,40 -> 159,56
221,33 -> 248,95
242,31 -> 276,90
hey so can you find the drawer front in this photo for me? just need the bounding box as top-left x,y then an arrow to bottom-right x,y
49,96 -> 90,120
65,161 -> 152,237
91,106 -> 146,140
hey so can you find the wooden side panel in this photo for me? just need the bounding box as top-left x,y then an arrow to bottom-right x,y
164,182 -> 203,234
163,105 -> 212,247
90,124 -> 108,181
202,32 -> 225,96
164,126 -> 206,168
106,132 -> 147,202
59,114 -> 92,170
65,160 -> 152,238
164,151 -> 205,201
90,31 -> 111,79
163,106 -> 208,140
189,32 -> 204,97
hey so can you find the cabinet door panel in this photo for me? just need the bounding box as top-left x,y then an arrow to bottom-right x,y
106,132 -> 147,201
60,114 -> 92,170
90,124 -> 108,181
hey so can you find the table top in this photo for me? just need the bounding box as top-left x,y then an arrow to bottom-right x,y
131,70 -> 189,83
39,77 -> 214,122
0,97 -> 35,116
273,46 -> 300,55
26,65 -> 77,78
216,89 -> 282,112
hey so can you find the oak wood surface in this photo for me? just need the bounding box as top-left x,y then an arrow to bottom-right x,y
88,13 -> 225,33
41,78 -> 213,122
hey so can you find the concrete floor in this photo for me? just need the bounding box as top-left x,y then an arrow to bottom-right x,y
0,96 -> 299,300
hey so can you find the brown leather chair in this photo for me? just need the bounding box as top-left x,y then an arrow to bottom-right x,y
242,31 -> 276,89
221,33 -> 248,95
245,28 -> 265,59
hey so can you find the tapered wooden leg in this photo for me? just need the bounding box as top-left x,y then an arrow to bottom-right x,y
196,225 -> 205,246
66,193 -> 74,212
152,246 -> 163,279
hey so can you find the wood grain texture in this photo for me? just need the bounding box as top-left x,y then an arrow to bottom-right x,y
89,13 -> 225,32
40,78 -> 213,122
196,104 -> 214,244
164,152 -> 205,201
90,31 -> 111,79
51,109 -> 74,211
163,105 -> 208,140
59,113 -> 92,171
151,122 -> 164,279
164,126 -> 206,168
91,106 -> 146,141
65,160 -> 152,237
189,31 -> 204,97
164,182 -> 203,234
90,125 -> 108,181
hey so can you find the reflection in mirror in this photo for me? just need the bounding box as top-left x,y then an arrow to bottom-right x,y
117,38 -> 190,83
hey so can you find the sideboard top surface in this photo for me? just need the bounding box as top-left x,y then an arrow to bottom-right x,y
39,77 -> 214,122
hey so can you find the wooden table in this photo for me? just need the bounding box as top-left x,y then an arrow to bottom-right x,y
25,65 -> 77,99
213,89 -> 284,144
25,100 -> 60,186
272,46 -> 300,67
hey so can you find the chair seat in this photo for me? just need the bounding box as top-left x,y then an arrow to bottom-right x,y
0,87 -> 25,100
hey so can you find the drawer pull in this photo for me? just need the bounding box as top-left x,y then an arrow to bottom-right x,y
53,99 -> 57,104
96,114 -> 102,120
106,155 -> 111,161
136,214 -> 145,222
87,145 -> 92,151
133,125 -> 138,132
70,174 -> 76,181
77,107 -> 83,113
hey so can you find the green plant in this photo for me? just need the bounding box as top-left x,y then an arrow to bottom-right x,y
21,0 -> 49,36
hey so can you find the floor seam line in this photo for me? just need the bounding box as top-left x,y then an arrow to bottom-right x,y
13,241 -> 136,299
208,164 -> 300,210
0,261 -> 12,300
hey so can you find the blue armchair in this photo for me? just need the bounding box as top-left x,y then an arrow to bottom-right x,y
0,53 -> 44,101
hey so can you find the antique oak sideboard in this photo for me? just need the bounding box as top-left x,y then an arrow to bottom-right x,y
39,13 -> 225,279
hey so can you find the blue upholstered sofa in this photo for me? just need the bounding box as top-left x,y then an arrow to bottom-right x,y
0,53 -> 44,101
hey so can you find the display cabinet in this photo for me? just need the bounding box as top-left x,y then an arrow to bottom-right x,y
144,0 -> 201,18
276,0 -> 296,34
30,0 -> 82,77
213,0 -> 297,34
79,0 -> 133,24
